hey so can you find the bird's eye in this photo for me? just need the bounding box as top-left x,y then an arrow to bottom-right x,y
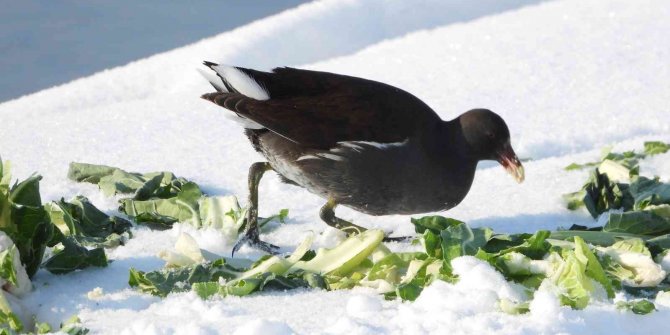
486,132 -> 495,139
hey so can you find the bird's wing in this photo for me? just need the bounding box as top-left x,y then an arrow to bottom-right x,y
200,63 -> 441,149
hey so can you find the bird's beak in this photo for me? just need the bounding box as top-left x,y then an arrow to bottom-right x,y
496,143 -> 524,183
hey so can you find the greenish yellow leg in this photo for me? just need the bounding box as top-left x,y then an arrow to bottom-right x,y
232,162 -> 279,256
319,198 -> 368,235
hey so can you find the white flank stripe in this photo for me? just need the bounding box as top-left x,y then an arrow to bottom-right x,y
339,138 -> 409,150
337,142 -> 364,152
297,139 -> 409,162
296,155 -> 320,161
317,153 -> 344,161
212,65 -> 270,100
296,153 -> 344,162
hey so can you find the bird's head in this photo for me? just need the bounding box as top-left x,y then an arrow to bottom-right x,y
458,109 -> 524,183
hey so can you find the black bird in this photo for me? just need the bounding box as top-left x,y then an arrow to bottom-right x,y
199,62 -> 524,254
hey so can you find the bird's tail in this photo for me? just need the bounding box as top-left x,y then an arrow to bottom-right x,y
198,61 -> 269,100
198,61 -> 267,129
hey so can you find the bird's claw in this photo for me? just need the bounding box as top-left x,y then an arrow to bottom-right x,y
382,233 -> 412,242
343,228 -> 411,243
231,229 -> 280,257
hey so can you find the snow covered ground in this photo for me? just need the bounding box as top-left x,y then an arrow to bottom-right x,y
1,0 -> 670,333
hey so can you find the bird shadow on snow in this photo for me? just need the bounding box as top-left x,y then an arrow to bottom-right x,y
468,212 -> 595,234
23,256 -> 164,326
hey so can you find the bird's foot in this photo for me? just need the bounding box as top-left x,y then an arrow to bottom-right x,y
382,233 -> 412,242
232,224 -> 280,257
340,224 -> 411,242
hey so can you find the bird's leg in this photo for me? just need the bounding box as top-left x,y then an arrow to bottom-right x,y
232,162 -> 280,256
319,199 -> 412,242
319,199 -> 368,235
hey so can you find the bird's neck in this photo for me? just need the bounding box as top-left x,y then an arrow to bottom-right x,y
439,119 -> 479,161
427,120 -> 479,196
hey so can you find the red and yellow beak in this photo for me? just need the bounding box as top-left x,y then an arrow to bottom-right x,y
497,144 -> 525,183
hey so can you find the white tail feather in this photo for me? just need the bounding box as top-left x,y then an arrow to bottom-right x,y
211,65 -> 270,100
197,68 -> 228,93
199,64 -> 265,129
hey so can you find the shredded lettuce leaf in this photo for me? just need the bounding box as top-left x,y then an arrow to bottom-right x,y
0,290 -> 23,333
0,159 -> 53,277
616,299 -> 656,315
564,143 -> 670,225
45,196 -> 132,248
291,229 -> 384,276
43,238 -> 108,275
600,239 -> 666,287
0,232 -> 31,297
158,233 -> 205,268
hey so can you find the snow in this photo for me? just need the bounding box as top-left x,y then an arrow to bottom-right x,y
1,0 -> 670,333
233,319 -> 294,335
346,294 -> 383,318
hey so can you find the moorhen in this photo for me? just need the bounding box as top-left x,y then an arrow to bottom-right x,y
199,62 -> 524,255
